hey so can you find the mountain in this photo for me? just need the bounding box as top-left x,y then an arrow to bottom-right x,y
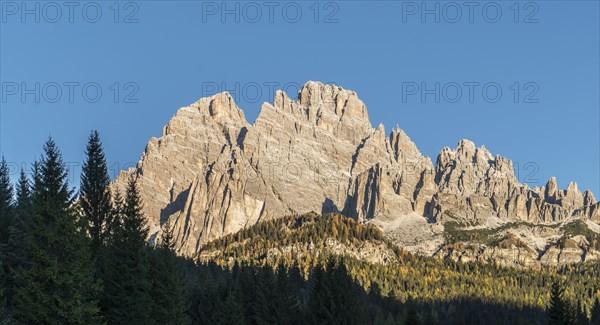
112,81 -> 600,266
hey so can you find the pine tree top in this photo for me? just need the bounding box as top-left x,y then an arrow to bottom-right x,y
37,137 -> 73,209
115,175 -> 148,247
16,169 -> 31,207
0,156 -> 14,209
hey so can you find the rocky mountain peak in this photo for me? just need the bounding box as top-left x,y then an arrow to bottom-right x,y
545,177 -> 559,202
456,139 -> 477,157
583,190 -> 596,205
389,128 -> 424,164
112,81 -> 600,258
298,81 -> 369,121
449,139 -> 494,165
435,139 -> 519,197
206,92 -> 246,121
162,92 -> 248,137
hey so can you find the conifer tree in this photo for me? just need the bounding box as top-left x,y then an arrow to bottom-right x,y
3,169 -> 32,310
0,157 -> 14,247
273,264 -> 302,325
80,130 -> 112,253
106,189 -> 124,244
575,299 -> 587,325
148,219 -> 190,325
30,160 -> 42,205
5,170 -> 32,268
160,217 -> 175,251
0,158 -> 15,303
308,263 -> 335,324
0,257 -> 5,322
384,312 -> 395,325
237,263 -> 258,321
374,308 -> 386,325
13,138 -> 102,324
590,297 -> 600,325
308,258 -> 368,325
405,305 -> 421,325
100,175 -> 152,324
548,280 -> 568,325
329,258 -> 368,324
220,289 -> 245,325
252,266 -> 280,324
120,175 -> 148,246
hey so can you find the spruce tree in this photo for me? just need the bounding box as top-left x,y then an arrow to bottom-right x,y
3,169 -> 32,312
106,189 -> 124,244
273,264 -> 302,325
121,175 -> 148,246
0,256 -> 5,322
575,299 -> 587,325
31,160 -> 42,201
252,266 -> 279,324
308,258 -> 368,325
160,217 -> 175,251
405,304 -> 421,325
328,258 -> 368,325
80,130 -> 112,253
0,157 -> 15,314
13,138 -> 102,324
219,289 -> 245,325
308,263 -> 335,324
548,280 -> 567,325
384,312 -> 395,325
237,263 -> 258,321
148,219 -> 190,325
0,157 -> 14,247
5,170 -> 32,269
100,175 -> 152,324
374,308 -> 386,325
590,297 -> 600,325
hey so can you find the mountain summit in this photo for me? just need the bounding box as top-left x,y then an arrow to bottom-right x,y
113,81 -> 600,266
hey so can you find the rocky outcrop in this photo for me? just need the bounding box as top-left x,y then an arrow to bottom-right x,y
430,142 -> 599,225
113,82 -> 433,255
113,81 -> 600,261
434,227 -> 600,268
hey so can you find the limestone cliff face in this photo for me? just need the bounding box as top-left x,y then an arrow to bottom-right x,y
113,81 -> 600,259
430,141 -> 600,225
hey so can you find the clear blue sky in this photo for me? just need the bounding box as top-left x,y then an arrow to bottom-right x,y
1,1 -> 599,195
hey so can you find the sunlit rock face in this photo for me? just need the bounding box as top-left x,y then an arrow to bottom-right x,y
113,81 -> 599,258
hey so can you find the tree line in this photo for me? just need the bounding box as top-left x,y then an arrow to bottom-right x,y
198,213 -> 600,324
0,132 -> 187,324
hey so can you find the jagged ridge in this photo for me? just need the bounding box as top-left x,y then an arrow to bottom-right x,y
112,81 -> 600,262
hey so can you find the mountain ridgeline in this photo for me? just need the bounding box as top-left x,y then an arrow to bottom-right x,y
112,81 -> 600,267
